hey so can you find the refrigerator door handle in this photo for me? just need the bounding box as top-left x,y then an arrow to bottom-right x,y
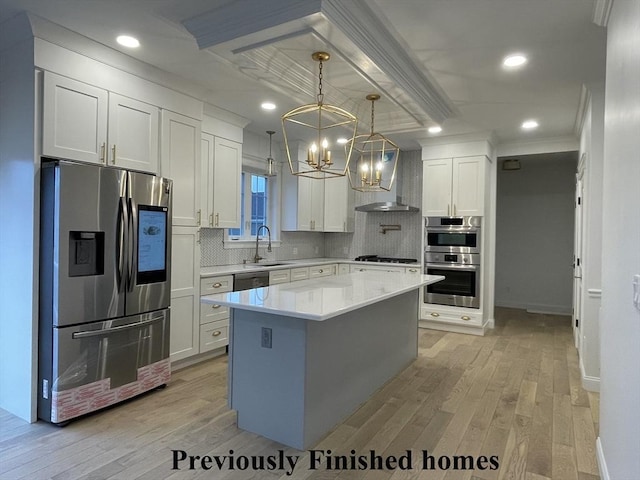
72,314 -> 164,339
116,197 -> 127,291
128,197 -> 138,292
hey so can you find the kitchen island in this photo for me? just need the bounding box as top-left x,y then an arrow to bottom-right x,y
201,271 -> 443,450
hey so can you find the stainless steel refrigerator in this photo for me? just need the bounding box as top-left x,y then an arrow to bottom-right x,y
38,160 -> 172,424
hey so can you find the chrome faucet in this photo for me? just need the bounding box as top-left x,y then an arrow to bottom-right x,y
253,225 -> 272,263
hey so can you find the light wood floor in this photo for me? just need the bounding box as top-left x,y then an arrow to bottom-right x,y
0,308 -> 600,480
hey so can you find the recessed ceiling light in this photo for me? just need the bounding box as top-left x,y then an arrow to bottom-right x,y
336,137 -> 349,145
116,35 -> 140,48
428,126 -> 442,134
261,102 -> 276,111
503,54 -> 527,68
521,120 -> 539,130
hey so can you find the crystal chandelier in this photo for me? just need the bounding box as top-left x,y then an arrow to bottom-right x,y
281,52 -> 358,179
347,94 -> 400,192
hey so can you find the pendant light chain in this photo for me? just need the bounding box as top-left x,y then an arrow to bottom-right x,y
317,58 -> 324,104
370,97 -> 375,134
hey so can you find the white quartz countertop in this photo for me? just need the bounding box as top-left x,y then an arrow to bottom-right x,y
201,272 -> 444,321
200,257 -> 421,277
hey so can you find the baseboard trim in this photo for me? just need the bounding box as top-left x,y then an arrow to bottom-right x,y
487,317 -> 495,329
418,319 -> 486,336
596,437 -> 610,480
579,356 -> 600,392
495,301 -> 571,316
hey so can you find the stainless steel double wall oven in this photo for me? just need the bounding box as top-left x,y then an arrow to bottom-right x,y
424,216 -> 481,308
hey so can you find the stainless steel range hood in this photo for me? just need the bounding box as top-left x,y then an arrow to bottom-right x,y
355,200 -> 419,212
354,162 -> 420,212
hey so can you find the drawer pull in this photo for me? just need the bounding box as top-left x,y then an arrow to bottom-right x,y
318,269 -> 323,273
212,282 -> 222,288
430,312 -> 440,317
212,330 -> 222,337
211,304 -> 221,309
461,315 -> 471,321
408,269 -> 418,273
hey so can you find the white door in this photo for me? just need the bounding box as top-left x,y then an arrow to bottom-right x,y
42,72 -> 108,164
169,226 -> 200,362
212,137 -> 242,228
573,163 -> 585,349
161,111 -> 201,227
422,158 -> 453,216
107,93 -> 159,174
324,175 -> 352,232
453,156 -> 485,216
200,132 -> 215,227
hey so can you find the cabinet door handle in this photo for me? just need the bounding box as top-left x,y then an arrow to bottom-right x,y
212,330 -> 222,337
408,268 -> 418,273
100,142 -> 106,163
196,229 -> 201,244
209,213 -> 213,227
197,209 -> 201,226
111,144 -> 116,164
211,304 -> 221,309
430,312 -> 440,317
215,213 -> 219,226
461,315 -> 471,321
212,282 -> 222,288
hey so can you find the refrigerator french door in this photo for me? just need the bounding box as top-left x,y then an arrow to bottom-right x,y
39,160 -> 172,424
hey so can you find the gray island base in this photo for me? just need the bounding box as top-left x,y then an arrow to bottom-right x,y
202,272 -> 443,450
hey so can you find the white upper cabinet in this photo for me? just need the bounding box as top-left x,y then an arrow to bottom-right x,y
107,94 -> 159,173
422,156 -> 486,216
200,133 -> 242,229
43,72 -> 159,173
323,175 -> 354,232
212,137 -> 242,229
282,170 -> 325,231
161,110 -> 201,227
43,73 -> 108,165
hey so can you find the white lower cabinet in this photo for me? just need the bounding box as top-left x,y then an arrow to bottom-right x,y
269,269 -> 291,285
419,302 -> 486,336
199,275 -> 232,354
349,265 -> 406,274
290,267 -> 310,282
337,264 -> 350,275
170,227 -> 200,362
310,264 -> 337,277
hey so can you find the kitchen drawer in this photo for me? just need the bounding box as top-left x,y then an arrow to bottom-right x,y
199,320 -> 229,352
199,301 -> 229,324
290,267 -> 309,282
349,265 -> 405,273
269,269 -> 291,285
337,264 -> 350,275
309,264 -> 336,278
421,307 -> 482,326
200,275 -> 233,295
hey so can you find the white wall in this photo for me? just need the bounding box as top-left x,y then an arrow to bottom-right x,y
598,1 -> 640,478
495,153 -> 577,314
0,13 -> 38,421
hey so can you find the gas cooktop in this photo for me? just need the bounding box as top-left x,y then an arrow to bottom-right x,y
354,255 -> 418,264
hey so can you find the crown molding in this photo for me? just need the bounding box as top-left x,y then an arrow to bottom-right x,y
592,0 -> 613,27
203,103 -> 251,129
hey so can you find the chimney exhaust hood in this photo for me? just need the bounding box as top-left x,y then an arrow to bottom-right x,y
354,167 -> 419,212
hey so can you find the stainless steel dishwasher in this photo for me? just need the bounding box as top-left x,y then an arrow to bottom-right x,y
233,271 -> 270,291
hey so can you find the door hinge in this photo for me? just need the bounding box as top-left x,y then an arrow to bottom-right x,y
578,197 -> 581,205
575,318 -> 579,327
577,258 -> 580,267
